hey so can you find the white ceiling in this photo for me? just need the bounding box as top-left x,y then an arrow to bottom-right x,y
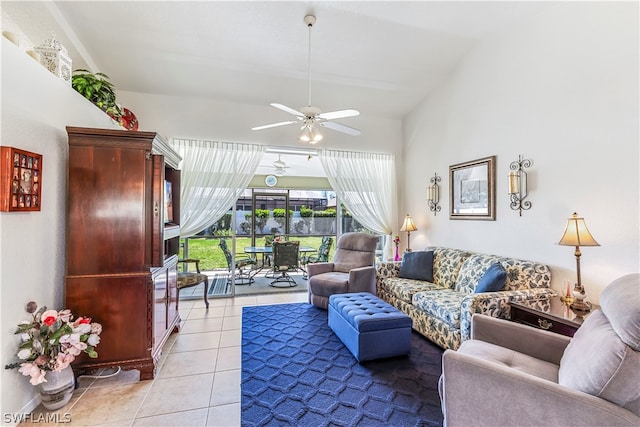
4,1 -> 551,120
2,1 -> 551,177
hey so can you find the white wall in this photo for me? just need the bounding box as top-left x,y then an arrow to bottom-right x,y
403,2 -> 639,303
0,38 -> 120,417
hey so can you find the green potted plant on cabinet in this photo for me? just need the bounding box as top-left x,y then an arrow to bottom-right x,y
71,69 -> 122,121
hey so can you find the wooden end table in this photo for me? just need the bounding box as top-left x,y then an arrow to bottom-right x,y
510,297 -> 599,337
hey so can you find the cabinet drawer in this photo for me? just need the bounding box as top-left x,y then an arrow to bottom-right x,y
511,305 -> 578,337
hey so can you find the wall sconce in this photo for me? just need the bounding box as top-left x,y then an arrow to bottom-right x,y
426,173 -> 441,215
508,155 -> 532,216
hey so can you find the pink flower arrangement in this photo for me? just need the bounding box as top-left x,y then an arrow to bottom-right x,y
5,301 -> 102,385
393,235 -> 401,245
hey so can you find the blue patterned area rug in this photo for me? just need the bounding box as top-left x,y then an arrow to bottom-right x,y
241,303 -> 444,426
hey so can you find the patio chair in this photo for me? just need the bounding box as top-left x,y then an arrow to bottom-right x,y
270,241 -> 300,287
176,258 -> 209,308
264,235 -> 287,278
300,236 -> 333,279
219,238 -> 256,285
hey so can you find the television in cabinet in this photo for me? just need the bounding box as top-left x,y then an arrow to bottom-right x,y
65,126 -> 182,380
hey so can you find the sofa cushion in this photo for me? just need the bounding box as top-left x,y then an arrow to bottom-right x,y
413,289 -> 465,328
454,255 -> 500,294
308,272 -> 349,297
599,273 -> 640,351
458,340 -> 559,382
380,277 -> 446,303
427,247 -> 471,289
455,254 -> 551,294
558,309 -> 640,407
399,250 -> 434,282
475,263 -> 507,293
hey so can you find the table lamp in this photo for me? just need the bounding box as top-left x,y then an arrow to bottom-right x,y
400,214 -> 417,252
558,212 -> 599,313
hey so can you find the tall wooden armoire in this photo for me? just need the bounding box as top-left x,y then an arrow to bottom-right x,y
65,126 -> 182,380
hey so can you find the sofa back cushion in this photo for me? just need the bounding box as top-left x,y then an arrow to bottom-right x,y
333,232 -> 378,273
558,310 -> 640,412
425,247 -> 471,289
454,254 -> 551,295
599,273 -> 640,351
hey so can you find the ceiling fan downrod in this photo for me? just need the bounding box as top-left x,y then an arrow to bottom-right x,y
304,15 -> 316,109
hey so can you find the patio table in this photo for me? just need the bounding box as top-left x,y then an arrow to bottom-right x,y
244,245 -> 316,277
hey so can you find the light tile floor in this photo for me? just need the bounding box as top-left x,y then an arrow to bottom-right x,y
21,292 -> 308,427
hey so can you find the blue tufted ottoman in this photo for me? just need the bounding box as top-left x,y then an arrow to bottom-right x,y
328,292 -> 412,362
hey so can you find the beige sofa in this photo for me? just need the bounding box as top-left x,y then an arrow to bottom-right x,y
376,246 -> 555,350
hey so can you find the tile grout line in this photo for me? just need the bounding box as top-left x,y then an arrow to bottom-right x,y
128,304 -> 187,426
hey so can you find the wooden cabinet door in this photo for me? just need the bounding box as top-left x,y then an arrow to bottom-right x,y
149,154 -> 165,268
65,274 -> 152,363
153,267 -> 169,349
67,144 -> 153,275
166,256 -> 179,332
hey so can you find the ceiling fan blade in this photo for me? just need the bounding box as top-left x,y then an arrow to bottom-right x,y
271,103 -> 304,117
317,109 -> 360,120
252,120 -> 298,131
320,121 -> 361,136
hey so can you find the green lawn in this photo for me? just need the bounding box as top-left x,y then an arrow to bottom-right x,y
180,236 -> 336,271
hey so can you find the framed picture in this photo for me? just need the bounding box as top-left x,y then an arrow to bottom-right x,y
449,155 -> 496,220
1,146 -> 42,212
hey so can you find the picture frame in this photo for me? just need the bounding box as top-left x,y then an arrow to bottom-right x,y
0,146 -> 42,212
449,155 -> 496,220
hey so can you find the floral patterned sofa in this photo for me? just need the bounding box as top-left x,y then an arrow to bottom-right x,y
376,247 -> 555,350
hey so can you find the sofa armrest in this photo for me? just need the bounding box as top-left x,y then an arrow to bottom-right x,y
441,349 -> 640,427
348,266 -> 377,294
375,261 -> 401,293
307,262 -> 335,278
459,288 -> 557,341
375,261 -> 401,279
470,314 -> 570,364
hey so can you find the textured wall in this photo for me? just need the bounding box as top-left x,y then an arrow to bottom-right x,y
0,39 -> 120,417
402,2 -> 639,303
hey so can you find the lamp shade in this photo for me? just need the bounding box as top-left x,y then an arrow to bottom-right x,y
400,214 -> 417,232
558,213 -> 600,247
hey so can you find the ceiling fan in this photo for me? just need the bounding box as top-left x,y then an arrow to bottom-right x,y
259,154 -> 291,176
252,15 -> 361,143
272,155 -> 290,176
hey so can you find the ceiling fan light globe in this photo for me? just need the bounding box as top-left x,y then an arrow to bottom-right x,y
299,126 -> 313,143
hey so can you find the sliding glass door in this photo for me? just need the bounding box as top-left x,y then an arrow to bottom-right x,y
252,190 -> 289,245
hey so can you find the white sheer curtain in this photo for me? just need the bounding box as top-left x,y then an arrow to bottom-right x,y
319,150 -> 397,261
171,139 -> 265,238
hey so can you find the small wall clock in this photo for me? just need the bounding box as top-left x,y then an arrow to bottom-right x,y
265,175 -> 278,187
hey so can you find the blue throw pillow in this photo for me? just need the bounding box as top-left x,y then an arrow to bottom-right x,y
475,263 -> 507,293
398,251 -> 434,282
